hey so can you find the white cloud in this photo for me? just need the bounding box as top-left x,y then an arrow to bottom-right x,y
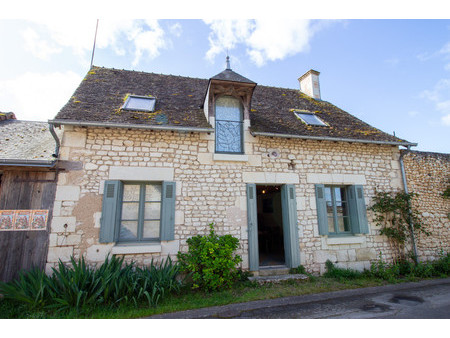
0,71 -> 82,121
169,22 -> 182,37
22,28 -> 61,59
204,19 -> 333,67
420,78 -> 450,127
22,19 -> 170,66
442,114 -> 450,126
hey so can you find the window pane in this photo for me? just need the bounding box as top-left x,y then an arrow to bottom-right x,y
338,216 -> 351,232
216,121 -> 242,153
123,184 -> 140,201
121,202 -> 139,220
124,96 -> 155,111
144,202 -> 161,220
119,221 -> 138,240
328,217 -> 335,233
215,96 -> 242,121
296,113 -> 326,126
143,221 -> 160,239
145,184 -> 161,201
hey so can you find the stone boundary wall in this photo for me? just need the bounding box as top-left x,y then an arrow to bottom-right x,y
401,150 -> 450,261
47,125 -> 409,275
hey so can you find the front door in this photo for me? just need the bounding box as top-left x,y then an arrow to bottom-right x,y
246,183 -> 300,271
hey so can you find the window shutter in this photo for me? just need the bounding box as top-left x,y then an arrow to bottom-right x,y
315,184 -> 328,235
100,180 -> 122,243
160,181 -> 176,241
348,185 -> 369,234
246,184 -> 259,271
281,184 -> 301,268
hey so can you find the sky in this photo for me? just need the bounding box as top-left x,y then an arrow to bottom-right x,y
1,1 -> 449,154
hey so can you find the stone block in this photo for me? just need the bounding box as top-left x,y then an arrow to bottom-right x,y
62,131 -> 86,148
109,166 -> 174,181
161,240 -> 180,256
55,185 -> 80,201
314,250 -> 337,264
51,216 -> 77,232
47,246 -> 74,263
356,248 -> 377,261
86,244 -> 114,262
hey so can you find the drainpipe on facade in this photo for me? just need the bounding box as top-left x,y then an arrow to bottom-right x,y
399,146 -> 419,264
48,123 -> 61,160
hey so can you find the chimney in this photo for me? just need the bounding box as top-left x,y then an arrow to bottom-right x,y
299,69 -> 321,100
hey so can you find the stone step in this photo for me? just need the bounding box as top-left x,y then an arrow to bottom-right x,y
257,266 -> 290,276
248,274 -> 309,284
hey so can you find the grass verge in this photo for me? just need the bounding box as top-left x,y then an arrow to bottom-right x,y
0,275 -> 410,319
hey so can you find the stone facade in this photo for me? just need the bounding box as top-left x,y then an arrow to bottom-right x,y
402,150 -> 450,262
47,124 -> 412,275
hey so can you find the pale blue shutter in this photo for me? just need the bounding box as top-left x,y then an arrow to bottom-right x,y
246,184 -> 259,271
348,185 -> 369,234
281,184 -> 301,268
160,181 -> 176,241
315,184 -> 328,235
100,180 -> 122,243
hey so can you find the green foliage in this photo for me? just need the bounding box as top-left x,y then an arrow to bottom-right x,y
368,251 -> 450,281
369,191 -> 430,255
289,265 -> 306,275
0,255 -> 181,313
323,260 -> 363,280
177,223 -> 242,291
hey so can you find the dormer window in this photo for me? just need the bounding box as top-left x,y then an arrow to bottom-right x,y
293,110 -> 327,126
215,96 -> 244,153
122,95 -> 156,112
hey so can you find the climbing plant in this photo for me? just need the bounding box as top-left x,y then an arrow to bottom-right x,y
369,190 -> 430,261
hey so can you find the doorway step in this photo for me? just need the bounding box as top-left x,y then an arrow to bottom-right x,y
248,273 -> 308,285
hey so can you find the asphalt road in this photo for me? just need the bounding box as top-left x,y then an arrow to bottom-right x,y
148,278 -> 450,319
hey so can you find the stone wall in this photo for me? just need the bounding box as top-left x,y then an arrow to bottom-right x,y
401,150 -> 450,261
47,125 -> 407,275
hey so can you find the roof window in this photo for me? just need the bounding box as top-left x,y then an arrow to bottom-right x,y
293,110 -> 327,126
122,95 -> 156,112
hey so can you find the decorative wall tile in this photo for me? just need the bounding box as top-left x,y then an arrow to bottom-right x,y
0,210 -> 49,231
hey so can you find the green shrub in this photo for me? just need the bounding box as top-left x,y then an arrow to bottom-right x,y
0,255 -> 181,313
289,265 -> 306,275
323,260 -> 363,280
177,223 -> 242,291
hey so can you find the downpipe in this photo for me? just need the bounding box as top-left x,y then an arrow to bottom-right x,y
399,147 -> 419,264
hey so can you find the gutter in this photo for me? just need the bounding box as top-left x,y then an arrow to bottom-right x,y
399,147 -> 419,264
0,159 -> 56,168
49,123 -> 61,159
48,119 -> 215,134
250,131 -> 417,147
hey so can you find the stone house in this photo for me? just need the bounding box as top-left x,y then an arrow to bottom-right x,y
47,63 -> 425,275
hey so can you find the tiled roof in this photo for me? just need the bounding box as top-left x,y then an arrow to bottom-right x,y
53,66 -> 412,145
211,68 -> 256,84
0,119 -> 62,162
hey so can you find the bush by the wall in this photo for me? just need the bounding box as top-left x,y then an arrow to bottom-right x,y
177,223 -> 242,291
0,255 -> 181,313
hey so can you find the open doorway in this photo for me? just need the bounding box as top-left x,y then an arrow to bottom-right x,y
256,185 -> 285,266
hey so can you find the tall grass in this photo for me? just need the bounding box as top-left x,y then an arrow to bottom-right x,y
0,255 -> 181,313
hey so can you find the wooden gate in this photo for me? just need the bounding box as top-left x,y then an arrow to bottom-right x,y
0,169 -> 57,282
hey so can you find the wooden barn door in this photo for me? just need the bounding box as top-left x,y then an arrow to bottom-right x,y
0,170 -> 57,282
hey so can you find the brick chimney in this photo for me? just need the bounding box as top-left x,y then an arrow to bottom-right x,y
0,112 -> 17,121
299,69 -> 321,100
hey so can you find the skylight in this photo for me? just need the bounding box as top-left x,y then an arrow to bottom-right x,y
294,110 -> 327,126
122,95 -> 156,112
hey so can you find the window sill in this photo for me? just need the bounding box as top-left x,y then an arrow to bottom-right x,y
111,243 -> 161,255
326,236 -> 365,246
213,153 -> 248,162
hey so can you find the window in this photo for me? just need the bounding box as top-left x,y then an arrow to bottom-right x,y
325,186 -> 351,235
294,110 -> 327,126
215,96 -> 244,153
122,95 -> 156,112
119,183 -> 161,242
99,181 -> 176,243
315,184 -> 369,236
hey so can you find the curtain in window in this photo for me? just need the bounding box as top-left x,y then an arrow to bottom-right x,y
215,96 -> 243,153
